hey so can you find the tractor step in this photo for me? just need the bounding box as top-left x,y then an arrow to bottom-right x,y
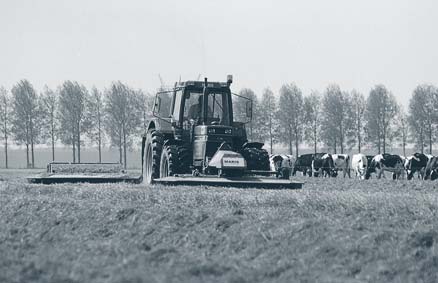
154,176 -> 303,189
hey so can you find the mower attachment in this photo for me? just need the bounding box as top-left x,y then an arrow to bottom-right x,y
154,175 -> 303,189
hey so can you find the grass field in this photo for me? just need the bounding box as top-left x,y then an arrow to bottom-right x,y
1,169 -> 438,282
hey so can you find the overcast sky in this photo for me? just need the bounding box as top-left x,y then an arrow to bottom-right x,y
1,0 -> 437,107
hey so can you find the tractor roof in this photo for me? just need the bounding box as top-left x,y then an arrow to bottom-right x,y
176,80 -> 230,89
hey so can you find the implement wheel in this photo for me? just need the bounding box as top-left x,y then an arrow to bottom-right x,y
143,129 -> 164,185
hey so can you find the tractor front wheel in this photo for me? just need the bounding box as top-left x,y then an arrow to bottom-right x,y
143,129 -> 163,185
160,144 -> 191,178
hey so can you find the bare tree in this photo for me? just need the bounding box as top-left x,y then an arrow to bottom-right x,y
321,85 -> 354,153
85,87 -> 104,163
40,86 -> 58,161
396,106 -> 409,157
304,91 -> 321,154
0,87 -> 11,168
104,82 -> 143,168
277,83 -> 304,157
58,81 -> 88,162
259,88 -> 277,154
408,84 -> 437,154
365,85 -> 398,154
350,90 -> 366,152
11,80 -> 40,168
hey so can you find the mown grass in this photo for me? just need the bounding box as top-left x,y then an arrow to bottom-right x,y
1,171 -> 438,282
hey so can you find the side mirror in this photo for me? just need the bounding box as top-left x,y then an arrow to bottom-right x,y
245,101 -> 252,118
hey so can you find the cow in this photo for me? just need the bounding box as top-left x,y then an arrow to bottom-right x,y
365,154 -> 404,180
366,155 -> 374,168
269,154 -> 293,179
424,156 -> 438,180
405,153 -> 429,180
332,154 -> 351,178
351,153 -> 368,179
293,154 -> 314,176
312,153 -> 336,177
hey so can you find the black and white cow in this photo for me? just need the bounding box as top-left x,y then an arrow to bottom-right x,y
366,155 -> 374,168
293,154 -> 314,176
365,154 -> 404,180
332,154 -> 351,178
405,153 -> 430,180
424,156 -> 438,180
269,154 -> 293,179
312,153 -> 336,177
351,153 -> 368,179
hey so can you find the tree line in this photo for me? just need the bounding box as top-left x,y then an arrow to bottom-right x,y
238,83 -> 438,157
0,80 -> 436,168
0,80 -> 153,168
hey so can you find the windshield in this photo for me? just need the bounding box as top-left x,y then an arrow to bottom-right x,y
184,91 -> 230,125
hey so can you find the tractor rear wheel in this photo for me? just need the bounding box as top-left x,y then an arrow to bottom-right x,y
241,147 -> 270,171
143,129 -> 164,185
160,144 -> 191,178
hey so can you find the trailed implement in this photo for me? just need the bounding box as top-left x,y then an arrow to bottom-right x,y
27,162 -> 141,184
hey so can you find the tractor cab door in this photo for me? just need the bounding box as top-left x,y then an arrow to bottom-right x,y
231,93 -> 252,124
153,90 -> 173,120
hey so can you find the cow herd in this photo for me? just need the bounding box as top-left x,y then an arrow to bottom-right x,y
269,152 -> 438,180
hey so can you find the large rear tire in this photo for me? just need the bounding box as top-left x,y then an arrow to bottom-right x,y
143,129 -> 164,185
160,144 -> 191,178
241,147 -> 270,171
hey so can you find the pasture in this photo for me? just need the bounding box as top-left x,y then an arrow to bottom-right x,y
1,169 -> 438,282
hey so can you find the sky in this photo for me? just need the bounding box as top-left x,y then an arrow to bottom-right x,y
1,0 -> 437,107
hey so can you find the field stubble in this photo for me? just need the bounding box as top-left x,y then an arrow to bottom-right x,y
1,170 -> 438,282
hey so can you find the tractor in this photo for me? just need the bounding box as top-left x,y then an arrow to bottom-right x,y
142,75 -> 274,184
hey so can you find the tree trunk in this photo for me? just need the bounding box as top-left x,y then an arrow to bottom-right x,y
403,138 -> 406,157
429,124 -> 433,154
119,142 -> 123,164
123,127 -> 127,169
295,133 -> 299,159
269,116 -> 273,154
340,124 -> 344,154
313,123 -> 317,154
51,120 -> 55,161
288,127 -> 293,155
72,134 -> 76,163
77,123 -> 81,163
31,138 -> 34,169
334,138 -> 337,154
26,125 -> 29,168
4,121 -> 7,169
26,143 -> 29,168
357,112 -> 361,153
98,117 -> 102,163
377,135 -> 381,154
4,137 -> 7,169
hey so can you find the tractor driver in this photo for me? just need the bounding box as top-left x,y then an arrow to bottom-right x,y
187,94 -> 213,123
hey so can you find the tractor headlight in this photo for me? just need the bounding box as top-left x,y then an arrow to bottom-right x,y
208,128 -> 216,134
224,129 -> 232,134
